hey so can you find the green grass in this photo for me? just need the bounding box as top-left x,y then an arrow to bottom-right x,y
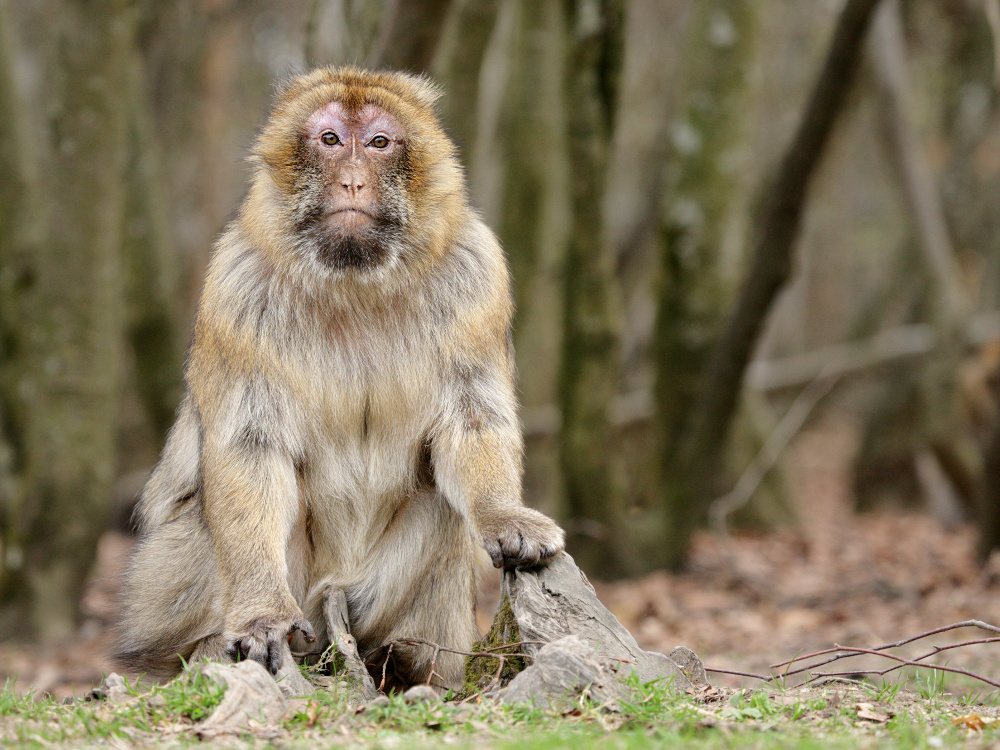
0,671 -> 997,748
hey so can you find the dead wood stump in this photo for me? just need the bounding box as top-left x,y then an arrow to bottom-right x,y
498,552 -> 706,690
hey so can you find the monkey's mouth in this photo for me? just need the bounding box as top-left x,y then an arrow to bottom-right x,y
329,208 -> 376,229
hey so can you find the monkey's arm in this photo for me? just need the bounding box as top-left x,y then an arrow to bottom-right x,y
433,357 -> 565,569
196,380 -> 315,673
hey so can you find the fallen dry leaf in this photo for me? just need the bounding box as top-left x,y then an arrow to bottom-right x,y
856,703 -> 892,723
952,713 -> 997,731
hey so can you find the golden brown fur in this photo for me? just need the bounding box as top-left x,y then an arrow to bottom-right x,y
117,66 -> 564,688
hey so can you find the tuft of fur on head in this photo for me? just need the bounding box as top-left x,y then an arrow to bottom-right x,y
243,66 -> 467,295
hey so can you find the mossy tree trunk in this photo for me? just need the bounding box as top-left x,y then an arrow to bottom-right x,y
652,0 -> 758,555
501,0 -> 571,521
0,0 -> 40,595
557,0 -> 625,577
122,43 -> 186,446
433,0 -> 501,163
0,0 -> 136,639
660,0 -> 882,570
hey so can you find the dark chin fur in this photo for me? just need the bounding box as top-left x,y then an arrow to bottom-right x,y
295,206 -> 403,273
316,231 -> 391,271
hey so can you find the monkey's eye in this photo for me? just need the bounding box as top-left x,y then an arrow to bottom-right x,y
320,131 -> 340,146
369,135 -> 390,149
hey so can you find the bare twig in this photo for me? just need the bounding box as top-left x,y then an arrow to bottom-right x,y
378,642 -> 395,692
710,366 -> 841,533
707,621 -> 1000,691
705,666 -> 773,681
809,645 -> 1000,689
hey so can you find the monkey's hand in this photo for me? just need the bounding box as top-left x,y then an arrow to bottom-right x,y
225,613 -> 317,675
479,506 -> 565,570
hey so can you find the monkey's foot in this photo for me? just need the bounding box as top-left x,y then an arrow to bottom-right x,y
226,616 -> 316,675
480,507 -> 566,570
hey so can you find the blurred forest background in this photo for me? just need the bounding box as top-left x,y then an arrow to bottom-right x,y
3,0 -> 1000,671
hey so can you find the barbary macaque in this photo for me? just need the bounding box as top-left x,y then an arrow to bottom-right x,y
117,67 -> 565,689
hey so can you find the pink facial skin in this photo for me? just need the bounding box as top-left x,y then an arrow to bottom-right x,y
303,102 -> 406,233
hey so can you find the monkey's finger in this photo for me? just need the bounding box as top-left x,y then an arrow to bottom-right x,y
499,533 -> 526,569
483,538 -> 504,568
266,636 -> 283,675
538,543 -> 558,560
515,546 -> 543,570
291,617 -> 317,644
241,635 -> 269,668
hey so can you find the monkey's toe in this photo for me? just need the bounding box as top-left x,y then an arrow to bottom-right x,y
291,617 -> 317,644
226,616 -> 316,675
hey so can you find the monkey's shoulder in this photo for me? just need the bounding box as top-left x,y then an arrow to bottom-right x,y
427,217 -> 513,329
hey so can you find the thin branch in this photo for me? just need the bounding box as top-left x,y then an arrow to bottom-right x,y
706,621 -> 1000,691
710,366 -> 841,532
814,645 -> 1000,689
706,666 -> 773,681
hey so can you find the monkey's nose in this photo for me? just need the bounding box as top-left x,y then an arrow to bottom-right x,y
341,180 -> 365,196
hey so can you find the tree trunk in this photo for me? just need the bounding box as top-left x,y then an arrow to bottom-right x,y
557,0 -> 625,577
0,0 -> 40,596
662,0 -> 882,570
0,0 -> 135,639
122,43 -> 186,445
653,0 -> 758,536
433,0 -> 501,162
368,0 -> 454,73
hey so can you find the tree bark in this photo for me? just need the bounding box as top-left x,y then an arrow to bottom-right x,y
662,0 -> 882,570
368,0 -> 454,73
0,0 -> 135,639
433,0 -> 501,162
557,0 -> 625,577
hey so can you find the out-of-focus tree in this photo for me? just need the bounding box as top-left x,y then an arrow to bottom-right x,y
368,0 -> 453,72
433,0 -> 501,162
652,0 -> 760,564
660,0 -> 882,569
558,0 -> 625,576
0,0 -> 136,638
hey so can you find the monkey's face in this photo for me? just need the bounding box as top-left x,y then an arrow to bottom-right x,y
293,102 -> 410,274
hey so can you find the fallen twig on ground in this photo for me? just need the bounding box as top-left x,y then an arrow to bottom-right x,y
707,621 -> 1000,690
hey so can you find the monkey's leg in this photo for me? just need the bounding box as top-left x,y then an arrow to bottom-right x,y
117,502 -> 223,677
345,491 -> 479,691
434,359 -> 565,571
201,440 -> 316,674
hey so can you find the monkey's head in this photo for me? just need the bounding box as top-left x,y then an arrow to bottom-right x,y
251,67 -> 466,282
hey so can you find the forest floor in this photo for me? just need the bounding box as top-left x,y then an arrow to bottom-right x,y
2,419 -> 1000,747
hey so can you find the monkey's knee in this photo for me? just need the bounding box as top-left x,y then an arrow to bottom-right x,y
116,508 -> 221,677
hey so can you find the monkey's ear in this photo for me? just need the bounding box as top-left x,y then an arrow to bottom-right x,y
393,72 -> 444,111
271,69 -> 309,109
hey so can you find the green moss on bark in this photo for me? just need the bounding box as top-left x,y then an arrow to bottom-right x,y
463,595 -> 526,695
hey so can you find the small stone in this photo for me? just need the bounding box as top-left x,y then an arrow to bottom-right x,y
87,672 -> 131,704
194,660 -> 288,737
367,694 -> 391,708
403,684 -> 441,703
502,635 -> 621,711
669,646 -> 708,687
